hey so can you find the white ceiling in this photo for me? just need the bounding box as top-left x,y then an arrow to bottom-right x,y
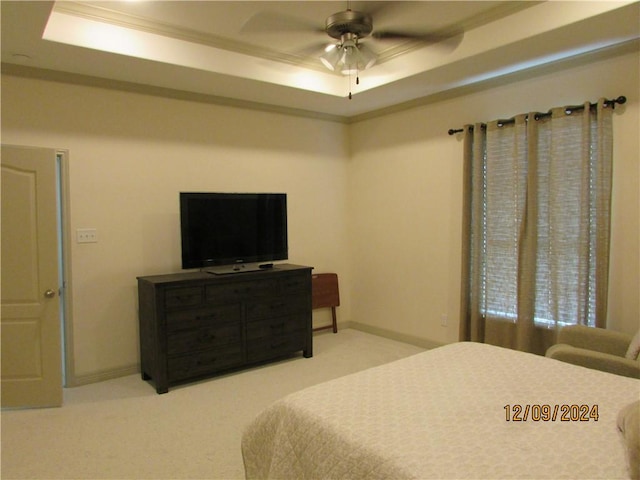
2,1 -> 639,121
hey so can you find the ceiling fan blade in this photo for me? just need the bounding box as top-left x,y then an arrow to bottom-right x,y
241,10 -> 324,35
292,42 -> 330,59
372,28 -> 463,43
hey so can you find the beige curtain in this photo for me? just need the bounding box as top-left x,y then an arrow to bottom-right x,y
460,99 -> 613,355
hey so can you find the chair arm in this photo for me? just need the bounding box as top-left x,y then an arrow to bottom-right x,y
546,344 -> 640,379
557,325 -> 631,357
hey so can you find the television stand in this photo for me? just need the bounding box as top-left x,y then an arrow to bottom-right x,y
137,264 -> 313,393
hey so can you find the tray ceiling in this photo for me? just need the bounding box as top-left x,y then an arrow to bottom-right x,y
2,1 -> 639,121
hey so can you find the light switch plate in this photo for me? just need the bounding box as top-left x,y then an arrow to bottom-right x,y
77,228 -> 98,243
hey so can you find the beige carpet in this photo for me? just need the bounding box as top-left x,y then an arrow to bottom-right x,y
1,329 -> 425,479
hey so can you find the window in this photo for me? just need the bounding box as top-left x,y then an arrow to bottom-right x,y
460,99 -> 614,354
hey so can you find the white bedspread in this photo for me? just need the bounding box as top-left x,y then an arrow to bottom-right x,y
242,342 -> 640,479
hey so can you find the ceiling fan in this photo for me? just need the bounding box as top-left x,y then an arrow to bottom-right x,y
243,2 -> 462,98
320,9 -> 376,73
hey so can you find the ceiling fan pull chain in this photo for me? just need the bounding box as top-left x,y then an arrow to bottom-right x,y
349,69 -> 353,100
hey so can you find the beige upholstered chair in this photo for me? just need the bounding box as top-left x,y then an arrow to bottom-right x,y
546,325 -> 640,379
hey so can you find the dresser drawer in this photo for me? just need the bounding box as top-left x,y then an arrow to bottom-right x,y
205,280 -> 277,303
246,330 -> 307,363
246,295 -> 310,321
246,315 -> 305,341
166,304 -> 241,332
277,274 -> 309,295
165,286 -> 203,309
167,323 -> 242,355
168,344 -> 243,381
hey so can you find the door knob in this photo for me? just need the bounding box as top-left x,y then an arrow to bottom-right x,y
44,289 -> 57,298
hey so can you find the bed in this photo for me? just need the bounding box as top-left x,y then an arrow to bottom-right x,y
242,341 -> 640,479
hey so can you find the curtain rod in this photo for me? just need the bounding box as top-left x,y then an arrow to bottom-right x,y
447,95 -> 626,135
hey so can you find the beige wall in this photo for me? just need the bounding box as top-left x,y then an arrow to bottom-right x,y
2,48 -> 638,383
349,50 -> 640,345
1,77 -> 351,382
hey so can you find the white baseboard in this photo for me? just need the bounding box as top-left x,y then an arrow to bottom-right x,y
66,364 -> 139,388
343,321 -> 444,350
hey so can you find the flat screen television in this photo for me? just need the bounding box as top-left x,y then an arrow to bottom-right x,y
180,192 -> 287,273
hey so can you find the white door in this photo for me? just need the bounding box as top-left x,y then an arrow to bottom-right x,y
1,145 -> 63,408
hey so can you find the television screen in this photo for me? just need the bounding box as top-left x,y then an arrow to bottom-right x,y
180,192 -> 287,271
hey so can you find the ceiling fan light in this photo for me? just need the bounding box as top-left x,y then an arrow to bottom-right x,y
358,44 -> 377,69
320,39 -> 377,75
339,45 -> 376,74
320,45 -> 341,71
340,45 -> 360,68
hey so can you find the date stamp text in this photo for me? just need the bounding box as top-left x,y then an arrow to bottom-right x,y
504,404 -> 599,422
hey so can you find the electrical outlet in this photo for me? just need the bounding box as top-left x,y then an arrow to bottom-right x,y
77,228 -> 98,243
440,314 -> 448,327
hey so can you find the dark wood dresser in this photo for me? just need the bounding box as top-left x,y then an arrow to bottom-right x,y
137,264 -> 312,393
